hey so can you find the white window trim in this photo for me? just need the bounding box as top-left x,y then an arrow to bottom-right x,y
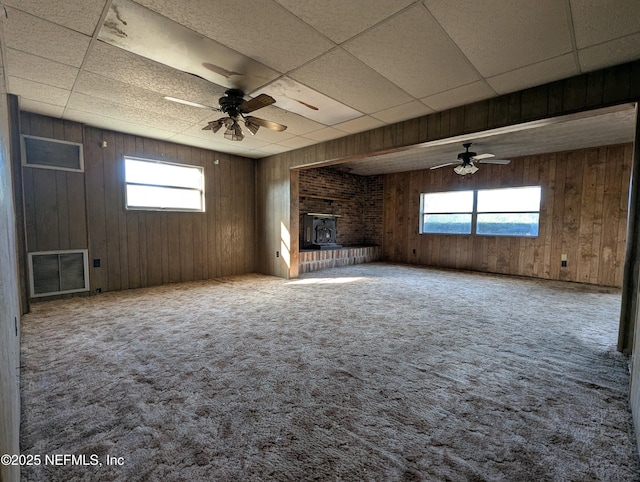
124,156 -> 206,213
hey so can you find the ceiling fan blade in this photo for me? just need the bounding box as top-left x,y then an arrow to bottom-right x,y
430,162 -> 458,170
165,96 -> 215,109
472,153 -> 495,160
477,159 -> 511,165
238,94 -> 275,114
245,116 -> 287,131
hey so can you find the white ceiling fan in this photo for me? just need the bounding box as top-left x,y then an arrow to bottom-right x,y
430,143 -> 511,175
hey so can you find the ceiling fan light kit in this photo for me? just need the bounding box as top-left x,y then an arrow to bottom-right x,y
454,164 -> 479,175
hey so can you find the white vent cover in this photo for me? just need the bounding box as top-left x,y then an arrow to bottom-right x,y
21,135 -> 84,172
28,250 -> 89,297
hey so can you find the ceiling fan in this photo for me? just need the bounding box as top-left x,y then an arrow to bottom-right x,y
430,143 -> 511,175
165,89 -> 287,141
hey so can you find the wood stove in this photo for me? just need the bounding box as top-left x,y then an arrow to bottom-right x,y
302,213 -> 342,249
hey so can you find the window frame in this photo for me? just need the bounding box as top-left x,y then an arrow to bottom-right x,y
419,190 -> 474,235
124,156 -> 205,213
475,186 -> 542,237
419,185 -> 542,238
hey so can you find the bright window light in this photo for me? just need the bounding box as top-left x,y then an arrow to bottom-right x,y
419,186 -> 542,237
476,186 -> 541,237
124,157 -> 204,212
420,190 -> 473,234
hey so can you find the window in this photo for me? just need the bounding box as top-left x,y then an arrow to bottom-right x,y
476,186 -> 541,236
124,157 -> 204,212
420,186 -> 541,237
420,190 -> 473,234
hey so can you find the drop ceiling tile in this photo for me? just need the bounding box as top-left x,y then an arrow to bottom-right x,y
423,0 -> 573,77
333,116 -> 385,134
486,54 -> 578,95
570,0 -> 640,48
168,133 -> 234,153
274,0 -> 415,43
84,42 -> 227,106
135,0 -> 334,72
17,98 -> 65,118
6,49 -> 79,90
276,136 -> 320,149
254,144 -> 292,156
421,81 -> 495,112
344,4 -> 480,98
372,100 -> 434,124
67,93 -> 194,132
305,127 -> 348,142
4,0 -> 106,36
65,108 -> 176,141
74,71 -> 213,124
290,48 -> 413,114
9,77 -> 70,106
4,8 -> 91,68
578,33 -> 640,72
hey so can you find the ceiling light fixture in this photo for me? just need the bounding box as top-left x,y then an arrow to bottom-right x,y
454,163 -> 479,175
224,119 -> 244,141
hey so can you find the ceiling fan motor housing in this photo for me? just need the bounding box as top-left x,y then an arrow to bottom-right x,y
219,89 -> 246,116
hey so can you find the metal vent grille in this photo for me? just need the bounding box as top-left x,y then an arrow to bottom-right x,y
28,250 -> 89,297
21,135 -> 84,172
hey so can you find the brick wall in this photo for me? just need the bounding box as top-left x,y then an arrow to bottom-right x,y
299,167 -> 383,247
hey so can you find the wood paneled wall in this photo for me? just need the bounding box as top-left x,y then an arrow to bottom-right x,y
20,113 -> 256,294
257,60 -> 640,279
382,144 -> 632,287
21,117 -> 87,253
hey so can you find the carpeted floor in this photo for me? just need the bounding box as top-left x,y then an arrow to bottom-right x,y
20,263 -> 640,481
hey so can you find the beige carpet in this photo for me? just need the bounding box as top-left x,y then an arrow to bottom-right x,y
20,263 -> 640,481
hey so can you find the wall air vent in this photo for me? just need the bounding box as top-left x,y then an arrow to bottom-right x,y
21,135 -> 84,172
28,250 -> 89,297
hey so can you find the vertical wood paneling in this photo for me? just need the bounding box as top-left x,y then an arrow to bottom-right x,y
84,127 -> 108,291
115,133 -> 129,290
19,112 -> 258,295
103,130 -> 122,292
381,144 -> 632,287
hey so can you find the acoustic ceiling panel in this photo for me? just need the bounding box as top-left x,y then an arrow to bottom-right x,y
424,0 -> 573,78
3,0 -> 106,36
5,7 -> 91,68
274,0 -> 415,43
344,4 -> 481,98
